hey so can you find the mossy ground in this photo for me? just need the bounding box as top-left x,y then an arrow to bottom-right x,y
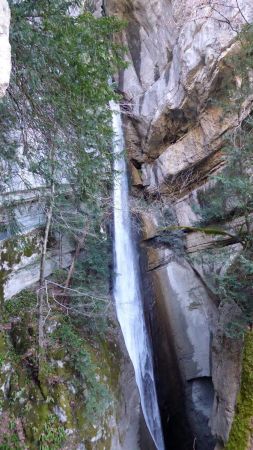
0,288 -> 122,449
225,331 -> 253,450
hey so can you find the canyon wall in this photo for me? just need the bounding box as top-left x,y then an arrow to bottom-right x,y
105,0 -> 253,448
0,0 -> 252,448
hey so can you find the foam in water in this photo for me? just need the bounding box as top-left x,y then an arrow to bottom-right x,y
111,101 -> 165,450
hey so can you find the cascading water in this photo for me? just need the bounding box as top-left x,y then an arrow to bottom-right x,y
111,100 -> 165,450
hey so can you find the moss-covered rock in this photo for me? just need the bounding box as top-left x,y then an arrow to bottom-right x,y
0,289 -> 123,449
225,331 -> 253,450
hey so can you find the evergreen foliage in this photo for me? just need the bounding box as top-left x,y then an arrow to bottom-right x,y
0,4 -> 125,441
192,24 -> 253,332
162,24 -> 253,333
0,0 -> 125,193
0,0 -> 126,318
195,115 -> 253,232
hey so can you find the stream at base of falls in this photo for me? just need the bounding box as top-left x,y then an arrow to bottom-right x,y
111,100 -> 165,450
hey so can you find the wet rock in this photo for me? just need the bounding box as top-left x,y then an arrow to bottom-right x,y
140,238 -> 218,448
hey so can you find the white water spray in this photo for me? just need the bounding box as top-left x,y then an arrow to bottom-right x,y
112,101 -> 165,450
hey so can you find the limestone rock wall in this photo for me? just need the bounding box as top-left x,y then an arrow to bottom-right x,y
106,0 -> 253,448
107,0 -> 253,161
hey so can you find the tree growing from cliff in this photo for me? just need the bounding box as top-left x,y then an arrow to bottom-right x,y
0,1 -> 126,351
195,22 -> 253,330
164,22 -> 253,334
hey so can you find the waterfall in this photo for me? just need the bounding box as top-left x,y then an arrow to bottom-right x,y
111,100 -> 165,450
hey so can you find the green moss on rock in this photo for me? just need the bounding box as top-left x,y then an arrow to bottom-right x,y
0,288 -> 123,449
225,331 -> 253,450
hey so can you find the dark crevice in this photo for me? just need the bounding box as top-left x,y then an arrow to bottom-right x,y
137,236 -> 194,449
131,158 -> 142,170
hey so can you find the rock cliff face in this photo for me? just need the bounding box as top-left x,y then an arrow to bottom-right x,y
0,1 -> 252,448
105,0 -> 253,448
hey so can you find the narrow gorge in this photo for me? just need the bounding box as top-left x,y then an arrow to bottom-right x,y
0,1 -> 253,450
112,98 -> 164,450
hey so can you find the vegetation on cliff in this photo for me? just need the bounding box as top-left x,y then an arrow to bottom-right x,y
194,22 -> 253,332
0,288 -> 121,449
0,1 -> 125,327
164,22 -> 253,335
225,331 -> 253,450
0,0 -> 125,300
0,1 -> 126,448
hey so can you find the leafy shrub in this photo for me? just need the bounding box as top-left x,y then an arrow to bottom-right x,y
38,414 -> 66,450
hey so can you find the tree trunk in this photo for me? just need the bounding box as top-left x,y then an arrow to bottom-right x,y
65,223 -> 88,290
38,182 -> 54,365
